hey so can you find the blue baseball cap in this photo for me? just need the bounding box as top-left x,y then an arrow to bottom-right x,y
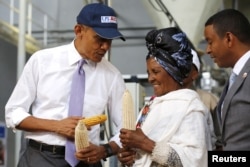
77,3 -> 125,41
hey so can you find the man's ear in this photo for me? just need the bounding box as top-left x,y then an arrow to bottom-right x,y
225,32 -> 234,47
74,24 -> 82,36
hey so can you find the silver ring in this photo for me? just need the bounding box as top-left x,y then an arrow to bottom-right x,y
119,153 -> 122,158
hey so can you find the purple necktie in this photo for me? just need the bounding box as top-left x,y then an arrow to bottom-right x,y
65,59 -> 85,166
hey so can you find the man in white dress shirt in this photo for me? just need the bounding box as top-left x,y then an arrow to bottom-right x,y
5,3 -> 125,167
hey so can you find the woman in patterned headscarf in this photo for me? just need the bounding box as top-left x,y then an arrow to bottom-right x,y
118,27 -> 214,167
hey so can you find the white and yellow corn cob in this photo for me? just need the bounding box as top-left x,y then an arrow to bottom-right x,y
80,114 -> 107,127
122,89 -> 136,130
75,121 -> 89,151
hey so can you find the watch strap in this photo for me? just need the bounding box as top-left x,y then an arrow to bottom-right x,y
101,143 -> 113,160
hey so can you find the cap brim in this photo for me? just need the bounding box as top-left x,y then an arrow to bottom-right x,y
93,27 -> 126,41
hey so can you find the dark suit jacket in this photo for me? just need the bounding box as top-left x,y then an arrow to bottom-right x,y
214,57 -> 250,150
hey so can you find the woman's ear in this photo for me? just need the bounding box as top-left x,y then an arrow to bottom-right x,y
191,66 -> 199,81
192,71 -> 199,81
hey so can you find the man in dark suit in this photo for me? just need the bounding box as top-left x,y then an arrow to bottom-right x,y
204,9 -> 250,150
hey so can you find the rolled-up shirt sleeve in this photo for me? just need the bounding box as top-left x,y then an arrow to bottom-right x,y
6,107 -> 31,130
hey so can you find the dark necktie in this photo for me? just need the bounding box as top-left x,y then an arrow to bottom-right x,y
65,59 -> 85,166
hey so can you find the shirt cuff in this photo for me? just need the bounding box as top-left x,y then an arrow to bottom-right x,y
109,132 -> 122,148
6,107 -> 31,130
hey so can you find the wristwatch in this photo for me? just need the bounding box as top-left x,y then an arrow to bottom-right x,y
102,143 -> 113,161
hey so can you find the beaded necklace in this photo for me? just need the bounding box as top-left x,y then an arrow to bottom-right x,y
136,96 -> 155,128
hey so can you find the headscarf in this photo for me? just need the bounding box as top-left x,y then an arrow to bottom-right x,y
145,27 -> 193,85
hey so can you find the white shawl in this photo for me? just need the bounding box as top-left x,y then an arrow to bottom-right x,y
134,89 -> 213,167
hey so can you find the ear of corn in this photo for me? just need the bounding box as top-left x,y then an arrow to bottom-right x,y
80,114 -> 107,127
122,89 -> 136,130
75,121 -> 89,151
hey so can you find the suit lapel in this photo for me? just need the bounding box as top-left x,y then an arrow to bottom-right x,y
221,58 -> 250,129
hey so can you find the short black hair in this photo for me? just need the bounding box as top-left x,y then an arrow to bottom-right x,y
205,9 -> 250,44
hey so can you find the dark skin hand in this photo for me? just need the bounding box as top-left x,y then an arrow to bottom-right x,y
76,141 -> 119,164
75,143 -> 106,164
120,128 -> 155,152
17,116 -> 85,140
56,116 -> 84,139
119,128 -> 155,166
117,147 -> 136,167
56,116 -> 91,139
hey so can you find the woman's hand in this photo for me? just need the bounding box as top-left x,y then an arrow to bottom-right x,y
120,128 -> 155,153
117,147 -> 136,167
120,128 -> 147,149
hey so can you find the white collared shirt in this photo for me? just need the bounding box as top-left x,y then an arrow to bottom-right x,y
232,50 -> 250,75
5,41 -> 125,146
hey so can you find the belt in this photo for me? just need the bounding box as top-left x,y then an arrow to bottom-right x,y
28,139 -> 65,155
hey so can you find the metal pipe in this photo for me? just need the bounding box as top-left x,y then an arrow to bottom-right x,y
17,0 -> 27,83
233,0 -> 238,10
43,15 -> 48,47
27,2 -> 32,35
16,0 -> 27,166
10,0 -> 14,25
103,0 -> 111,61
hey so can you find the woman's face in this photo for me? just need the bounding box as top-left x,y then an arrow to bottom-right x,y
146,57 -> 180,96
